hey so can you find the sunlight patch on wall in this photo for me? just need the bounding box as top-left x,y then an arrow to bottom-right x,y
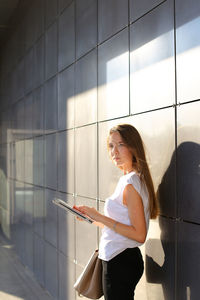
177,45 -> 200,101
130,32 -> 174,111
176,16 -> 200,102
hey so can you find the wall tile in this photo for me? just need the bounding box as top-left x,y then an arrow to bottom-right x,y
6,143 -> 11,178
45,133 -> 57,190
2,112 -> 10,143
9,180 -> 15,236
98,0 -> 128,43
57,193 -> 75,259
45,21 -> 58,80
15,140 -> 25,182
130,0 -> 175,113
176,0 -> 200,102
24,183 -> 34,271
44,76 -> 58,133
32,86 -> 44,137
44,189 -> 57,247
24,139 -> 33,184
17,58 -> 25,100
59,0 -> 73,13
25,3 -> 36,50
0,208 -> 10,240
15,223 -> 25,262
13,182 -> 25,261
177,101 -> 200,223
34,234 -> 45,286
9,143 -> 16,179
16,21 -> 26,61
24,93 -> 33,139
24,228 -> 34,271
45,0 -> 58,28
76,0 -> 97,58
75,197 -> 98,268
75,124 -> 97,199
10,72 -> 16,106
12,69 -> 18,105
16,100 -> 25,141
58,130 -> 74,193
59,252 -> 75,300
44,241 -> 58,299
58,3 -> 75,71
75,49 -> 97,126
130,0 -> 165,22
25,47 -> 35,93
58,65 -> 74,130
34,0 -> 45,40
177,221 -> 200,300
10,106 -> 16,142
145,217 -> 176,300
34,36 -> 45,89
98,28 -> 129,121
0,145 -> 9,210
24,183 -> 34,228
34,187 -> 45,238
33,136 -> 44,187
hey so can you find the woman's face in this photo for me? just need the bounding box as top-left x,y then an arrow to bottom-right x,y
108,132 -> 133,173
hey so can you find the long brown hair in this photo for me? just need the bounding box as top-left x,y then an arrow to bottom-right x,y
108,124 -> 158,219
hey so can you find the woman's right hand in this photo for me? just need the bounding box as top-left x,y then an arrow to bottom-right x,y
73,205 -> 104,228
73,205 -> 86,221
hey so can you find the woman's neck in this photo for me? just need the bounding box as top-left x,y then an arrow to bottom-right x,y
123,168 -> 135,175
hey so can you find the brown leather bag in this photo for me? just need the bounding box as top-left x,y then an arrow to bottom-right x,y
74,250 -> 103,299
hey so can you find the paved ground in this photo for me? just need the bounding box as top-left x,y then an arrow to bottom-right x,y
0,230 -> 53,300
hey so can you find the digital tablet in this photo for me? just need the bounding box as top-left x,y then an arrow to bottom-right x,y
52,198 -> 93,224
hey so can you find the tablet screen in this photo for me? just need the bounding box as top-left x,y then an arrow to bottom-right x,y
52,198 -> 93,224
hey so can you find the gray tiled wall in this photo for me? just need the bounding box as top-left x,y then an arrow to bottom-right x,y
0,0 -> 200,299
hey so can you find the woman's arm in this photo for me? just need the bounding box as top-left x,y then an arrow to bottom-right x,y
76,184 -> 147,243
122,184 -> 147,243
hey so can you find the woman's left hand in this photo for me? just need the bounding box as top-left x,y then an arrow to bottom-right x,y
75,205 -> 102,222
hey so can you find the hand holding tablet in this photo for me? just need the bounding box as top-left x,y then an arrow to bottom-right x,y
52,198 -> 93,224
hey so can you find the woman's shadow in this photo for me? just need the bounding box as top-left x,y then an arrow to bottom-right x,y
145,141 -> 200,300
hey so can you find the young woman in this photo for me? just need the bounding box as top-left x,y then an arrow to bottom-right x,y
76,124 -> 158,300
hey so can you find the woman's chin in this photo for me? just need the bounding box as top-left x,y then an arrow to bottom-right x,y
114,162 -> 123,169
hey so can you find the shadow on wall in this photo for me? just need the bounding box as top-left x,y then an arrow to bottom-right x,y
0,151 -> 9,238
145,141 -> 200,300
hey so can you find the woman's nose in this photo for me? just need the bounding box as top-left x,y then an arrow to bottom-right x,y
112,146 -> 118,155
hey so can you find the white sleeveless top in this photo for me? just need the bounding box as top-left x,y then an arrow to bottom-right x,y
98,171 -> 150,261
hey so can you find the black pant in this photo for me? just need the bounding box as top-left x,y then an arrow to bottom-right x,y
102,247 -> 144,300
